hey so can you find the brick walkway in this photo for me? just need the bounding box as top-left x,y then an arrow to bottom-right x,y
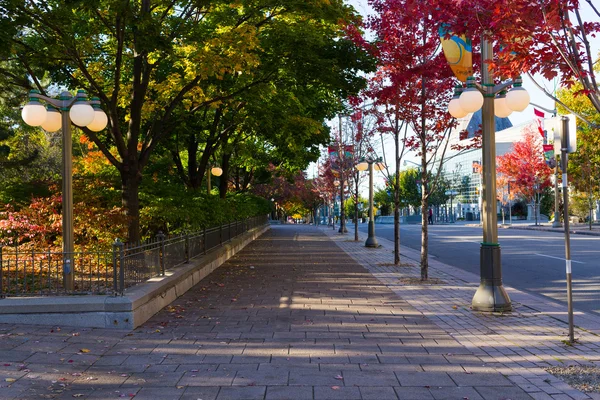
0,225 -> 538,399
322,225 -> 600,400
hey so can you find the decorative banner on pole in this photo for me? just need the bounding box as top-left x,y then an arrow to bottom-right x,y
328,146 -> 340,171
543,144 -> 556,168
534,108 -> 545,138
439,26 -> 473,83
328,145 -> 354,171
328,146 -> 338,161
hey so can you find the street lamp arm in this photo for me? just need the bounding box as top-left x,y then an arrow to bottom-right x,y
529,102 -> 557,115
29,92 -> 77,109
474,80 -> 515,95
492,80 -> 514,95
526,72 -> 599,127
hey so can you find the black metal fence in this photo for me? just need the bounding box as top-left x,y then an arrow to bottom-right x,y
0,215 -> 267,297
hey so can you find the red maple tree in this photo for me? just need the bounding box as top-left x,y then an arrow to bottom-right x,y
352,0 -> 458,278
496,126 -> 552,203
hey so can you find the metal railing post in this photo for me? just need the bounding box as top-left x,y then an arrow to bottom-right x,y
0,245 -> 3,298
157,231 -> 166,276
112,239 -> 120,295
203,226 -> 207,254
185,232 -> 190,263
219,223 -> 223,245
117,240 -> 125,295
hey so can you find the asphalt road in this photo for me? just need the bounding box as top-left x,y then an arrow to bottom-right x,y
358,222 -> 600,316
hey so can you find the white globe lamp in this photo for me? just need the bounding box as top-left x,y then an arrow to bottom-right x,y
506,78 -> 530,112
459,77 -> 484,113
494,91 -> 513,118
21,92 -> 47,127
41,105 -> 62,132
356,161 -> 368,171
448,86 -> 469,118
69,90 -> 95,127
87,101 -> 108,132
211,167 -> 223,177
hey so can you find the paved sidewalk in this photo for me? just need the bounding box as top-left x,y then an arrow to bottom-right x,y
0,225 -> 536,400
322,225 -> 600,400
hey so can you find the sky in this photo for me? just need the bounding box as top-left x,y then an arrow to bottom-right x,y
310,0 -> 599,195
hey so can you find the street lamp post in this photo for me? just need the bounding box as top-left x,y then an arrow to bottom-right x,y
447,34 -> 530,312
333,180 -> 340,230
357,157 -> 384,248
533,181 -> 540,226
21,90 -> 108,290
207,165 -> 223,194
445,190 -> 458,223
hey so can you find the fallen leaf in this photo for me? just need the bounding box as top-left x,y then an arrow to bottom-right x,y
73,395 -> 84,398
5,378 -> 16,382
331,386 -> 340,390
334,375 -> 344,380
452,305 -> 458,310
80,349 -> 91,353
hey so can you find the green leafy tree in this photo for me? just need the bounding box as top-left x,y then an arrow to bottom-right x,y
557,82 -> 600,229
1,0 -> 370,243
374,188 -> 392,216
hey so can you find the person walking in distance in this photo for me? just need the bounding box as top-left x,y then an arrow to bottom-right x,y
428,208 -> 433,225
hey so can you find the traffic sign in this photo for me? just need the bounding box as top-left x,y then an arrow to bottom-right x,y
544,115 -> 577,154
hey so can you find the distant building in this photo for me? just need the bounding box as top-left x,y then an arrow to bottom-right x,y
440,110 -> 538,221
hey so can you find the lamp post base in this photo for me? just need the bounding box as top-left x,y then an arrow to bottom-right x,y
552,213 -> 562,228
472,244 -> 512,312
365,221 -> 378,248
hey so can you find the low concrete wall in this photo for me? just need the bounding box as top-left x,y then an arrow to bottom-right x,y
0,224 -> 270,330
376,216 -> 407,224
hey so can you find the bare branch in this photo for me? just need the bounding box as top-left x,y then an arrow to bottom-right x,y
527,72 -> 599,128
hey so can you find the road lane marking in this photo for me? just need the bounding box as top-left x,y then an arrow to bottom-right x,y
535,253 -> 584,264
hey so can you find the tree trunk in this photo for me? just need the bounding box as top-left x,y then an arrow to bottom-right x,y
394,131 -> 400,265
122,170 -> 142,244
420,68 -> 428,281
354,171 -> 359,241
219,153 -> 231,199
420,167 -> 429,280
187,135 -> 199,189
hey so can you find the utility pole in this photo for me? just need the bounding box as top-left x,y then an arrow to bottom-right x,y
560,116 -> 575,344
